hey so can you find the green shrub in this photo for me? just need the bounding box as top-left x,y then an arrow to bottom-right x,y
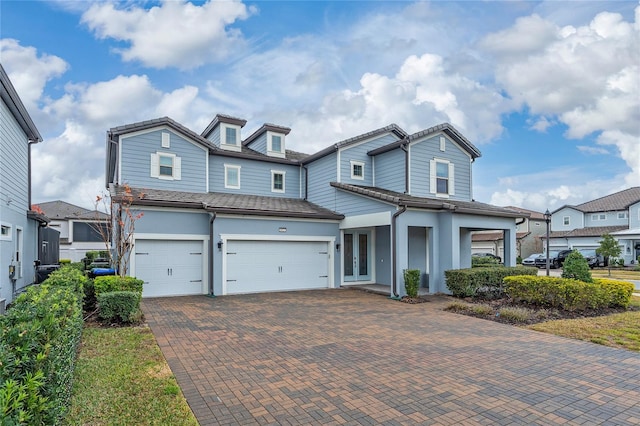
68,262 -> 85,272
516,255 -> 522,264
0,269 -> 83,424
59,259 -> 71,264
504,275 -> 630,311
44,266 -> 88,294
84,251 -> 99,261
97,291 -> 142,323
471,256 -> 501,267
84,279 -> 97,311
561,250 -> 592,283
94,275 -> 143,295
403,269 -> 420,298
595,278 -> 634,308
445,266 -> 538,298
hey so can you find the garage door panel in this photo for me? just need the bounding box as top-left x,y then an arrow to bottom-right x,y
226,240 -> 330,295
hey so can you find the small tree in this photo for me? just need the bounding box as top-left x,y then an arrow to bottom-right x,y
94,184 -> 144,277
403,269 -> 421,298
561,250 -> 592,283
597,233 -> 622,277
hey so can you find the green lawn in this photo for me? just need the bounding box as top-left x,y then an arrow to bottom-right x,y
64,325 -> 197,425
591,268 -> 640,281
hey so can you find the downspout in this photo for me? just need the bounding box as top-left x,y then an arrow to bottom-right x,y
400,142 -> 409,194
207,209 -> 216,297
302,164 -> 309,200
391,204 -> 408,299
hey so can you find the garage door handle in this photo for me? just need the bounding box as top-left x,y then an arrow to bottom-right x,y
190,252 -> 201,255
137,252 -> 149,255
189,279 -> 202,283
227,279 -> 237,282
319,275 -> 328,278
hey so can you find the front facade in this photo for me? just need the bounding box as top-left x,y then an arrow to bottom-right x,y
547,187 -> 640,265
0,64 -> 48,306
106,115 -> 524,298
35,200 -> 110,262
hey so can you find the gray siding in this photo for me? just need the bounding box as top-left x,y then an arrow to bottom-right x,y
135,210 -> 210,235
584,210 -> 629,228
206,126 -> 221,146
630,202 -> 640,229
120,129 -> 208,192
340,133 -> 399,186
334,190 -> 395,216
374,148 -> 405,193
306,153 -> 337,208
374,226 -> 391,286
209,155 -> 300,197
245,133 -> 267,155
552,207 -> 583,231
409,134 -> 472,201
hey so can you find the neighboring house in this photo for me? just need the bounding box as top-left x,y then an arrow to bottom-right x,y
34,200 -> 110,262
0,63 -> 49,308
546,187 -> 640,265
105,115 -> 525,298
471,231 -> 529,260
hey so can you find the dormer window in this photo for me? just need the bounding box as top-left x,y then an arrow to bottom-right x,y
267,131 -> 286,158
221,123 -> 241,152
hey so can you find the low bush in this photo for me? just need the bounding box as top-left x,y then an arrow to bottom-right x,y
403,269 -> 420,298
0,269 -> 84,424
97,291 -> 142,323
94,275 -> 143,295
445,266 -> 538,298
498,306 -> 534,323
444,301 -> 471,312
504,275 -> 632,311
44,266 -> 88,294
59,259 -> 71,264
471,304 -> 493,316
561,250 -> 592,283
68,262 -> 86,272
471,257 -> 501,267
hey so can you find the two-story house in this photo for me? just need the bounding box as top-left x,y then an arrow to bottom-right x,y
0,64 -> 49,308
105,115 -> 525,298
34,200 -> 110,262
547,187 -> 640,265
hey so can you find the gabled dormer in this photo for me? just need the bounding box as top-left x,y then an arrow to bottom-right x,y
201,114 -> 248,152
242,123 -> 291,159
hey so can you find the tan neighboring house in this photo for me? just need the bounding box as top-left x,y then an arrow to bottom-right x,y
34,201 -> 110,262
472,206 -> 546,260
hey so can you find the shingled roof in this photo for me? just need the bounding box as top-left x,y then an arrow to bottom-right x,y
471,231 -> 529,242
36,200 -> 109,220
554,187 -> 640,214
330,183 -> 526,218
546,225 -> 628,239
114,186 -> 343,220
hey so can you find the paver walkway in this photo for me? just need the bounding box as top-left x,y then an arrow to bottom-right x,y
143,289 -> 640,425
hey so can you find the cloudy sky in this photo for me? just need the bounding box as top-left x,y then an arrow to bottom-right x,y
2,0 -> 639,212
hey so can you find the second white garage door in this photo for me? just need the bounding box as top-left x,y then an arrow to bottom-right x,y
135,239 -> 204,298
225,240 -> 330,294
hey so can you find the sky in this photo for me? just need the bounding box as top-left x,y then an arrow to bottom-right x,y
1,0 -> 639,212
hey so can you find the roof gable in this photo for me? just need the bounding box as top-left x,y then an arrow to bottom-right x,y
109,117 -> 216,151
0,63 -> 42,143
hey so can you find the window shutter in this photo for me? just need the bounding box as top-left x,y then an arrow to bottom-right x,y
174,156 -> 182,180
448,163 -> 455,195
150,153 -> 159,178
429,160 -> 436,194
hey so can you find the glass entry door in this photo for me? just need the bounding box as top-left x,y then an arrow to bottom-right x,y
343,231 -> 371,282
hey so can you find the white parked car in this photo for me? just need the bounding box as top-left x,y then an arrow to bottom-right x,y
522,253 -> 543,266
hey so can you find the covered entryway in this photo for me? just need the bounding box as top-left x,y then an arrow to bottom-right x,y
343,230 -> 372,282
224,239 -> 331,294
135,239 -> 205,297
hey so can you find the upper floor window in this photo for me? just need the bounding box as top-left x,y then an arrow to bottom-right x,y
591,213 -> 606,221
150,152 -> 181,181
563,216 -> 570,226
225,164 -> 241,189
617,212 -> 628,219
267,132 -> 286,158
271,170 -> 285,193
430,159 -> 455,197
1,223 -> 11,241
221,124 -> 241,152
350,161 -> 365,180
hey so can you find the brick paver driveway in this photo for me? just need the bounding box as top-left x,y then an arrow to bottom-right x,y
143,289 -> 640,425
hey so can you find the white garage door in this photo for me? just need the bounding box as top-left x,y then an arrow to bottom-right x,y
225,240 -> 330,294
135,239 -> 204,297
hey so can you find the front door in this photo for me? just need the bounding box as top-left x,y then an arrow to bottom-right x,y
344,231 -> 371,282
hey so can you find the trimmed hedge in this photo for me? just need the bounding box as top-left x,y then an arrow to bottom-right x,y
471,257 -> 501,268
504,276 -> 634,311
445,266 -> 538,298
94,275 -> 143,295
97,291 -> 142,323
0,270 -> 85,424
403,269 -> 420,298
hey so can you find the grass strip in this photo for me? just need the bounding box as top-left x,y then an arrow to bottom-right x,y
64,325 -> 198,425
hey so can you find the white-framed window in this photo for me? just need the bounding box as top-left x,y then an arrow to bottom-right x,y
224,164 -> 241,189
563,216 -> 570,226
161,132 -> 170,148
221,124 -> 241,151
591,213 -> 606,221
350,161 -> 365,180
439,136 -> 446,152
271,170 -> 285,193
430,158 -> 455,196
150,152 -> 181,180
1,223 -> 12,241
267,131 -> 286,158
617,212 -> 628,219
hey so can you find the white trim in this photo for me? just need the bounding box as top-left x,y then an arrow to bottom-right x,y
267,131 -> 286,158
120,126 -> 209,153
0,222 -> 12,241
220,123 -> 241,152
409,131 -> 473,161
407,144 -> 411,194
161,132 -> 170,148
340,212 -> 391,229
206,152 -> 210,192
271,170 -> 286,193
372,157 -> 375,187
350,160 -> 365,180
152,151 -> 181,181
16,226 -> 23,278
430,157 -> 453,198
220,234 -> 336,295
215,214 -> 341,223
563,216 -> 570,226
339,228 -> 376,286
224,164 -> 241,189
337,149 -> 341,182
439,136 -> 446,151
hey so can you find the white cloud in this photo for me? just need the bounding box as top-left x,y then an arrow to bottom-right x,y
81,0 -> 253,69
577,145 -> 609,155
